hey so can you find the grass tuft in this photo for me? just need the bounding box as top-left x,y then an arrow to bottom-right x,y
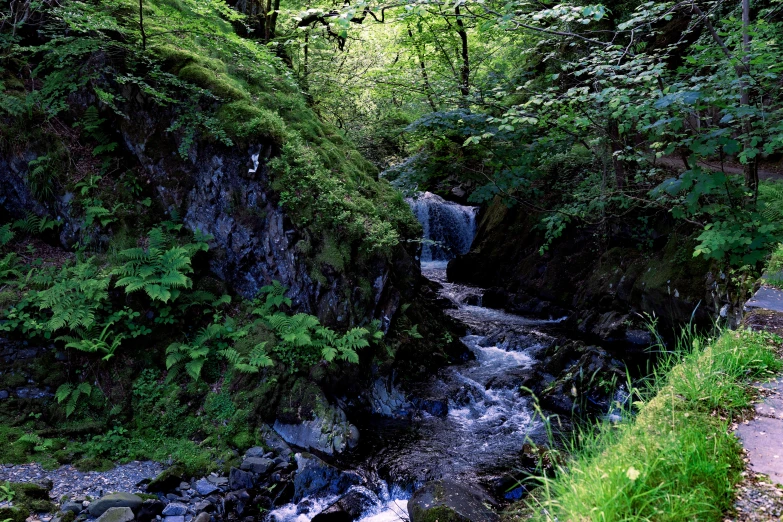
515,327 -> 782,522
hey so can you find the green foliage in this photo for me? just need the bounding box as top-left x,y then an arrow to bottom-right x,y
26,156 -> 57,202
55,383 -> 93,418
13,213 -> 60,235
113,226 -> 209,303
0,482 -> 15,503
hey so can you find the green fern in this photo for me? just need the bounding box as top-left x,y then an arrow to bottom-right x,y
0,253 -> 21,283
55,382 -> 92,418
33,260 -> 111,332
13,212 -> 61,235
57,321 -> 125,361
258,283 -> 380,372
26,155 -> 57,202
0,223 -> 15,247
113,227 -> 208,303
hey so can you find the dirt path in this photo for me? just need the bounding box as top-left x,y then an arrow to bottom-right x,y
729,286 -> 783,521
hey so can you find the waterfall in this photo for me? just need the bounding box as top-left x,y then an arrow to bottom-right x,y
407,192 -> 478,266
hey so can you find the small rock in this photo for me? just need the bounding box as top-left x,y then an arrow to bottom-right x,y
193,501 -> 212,513
206,476 -> 227,486
0,390 -> 8,400
194,479 -> 218,496
178,482 -> 190,491
162,502 -> 188,516
240,457 -> 274,475
89,493 -> 144,518
244,447 -> 266,458
96,507 -> 135,522
193,513 -> 210,522
164,517 -> 185,522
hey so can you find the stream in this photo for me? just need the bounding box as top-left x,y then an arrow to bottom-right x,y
270,192 -> 568,522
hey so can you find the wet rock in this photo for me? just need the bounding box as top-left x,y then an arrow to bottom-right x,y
369,378 -> 409,417
411,397 -> 448,417
193,513 -> 211,522
228,468 -> 254,490
135,499 -> 164,522
408,480 -> 499,522
96,507 -> 135,522
292,453 -> 361,502
194,478 -> 218,496
311,486 -> 379,522
244,447 -> 268,458
240,457 -> 274,475
88,493 -> 143,518
162,502 -> 187,516
0,390 -> 8,400
163,516 -> 185,522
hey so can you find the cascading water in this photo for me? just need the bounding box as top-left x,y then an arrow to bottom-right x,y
269,193 -> 564,522
407,192 -> 478,266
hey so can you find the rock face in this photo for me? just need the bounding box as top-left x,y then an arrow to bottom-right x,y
88,493 -> 143,518
408,480 -> 499,522
448,197 -> 727,341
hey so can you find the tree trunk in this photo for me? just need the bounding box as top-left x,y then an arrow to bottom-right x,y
139,0 -> 146,50
741,0 -> 758,202
455,6 -> 470,102
408,27 -> 438,112
608,120 -> 626,190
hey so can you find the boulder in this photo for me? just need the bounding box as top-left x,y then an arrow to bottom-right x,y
408,480 -> 499,522
244,447 -> 268,458
240,457 -> 274,475
292,453 -> 361,503
88,493 -> 143,518
229,467 -> 255,490
96,507 -> 135,522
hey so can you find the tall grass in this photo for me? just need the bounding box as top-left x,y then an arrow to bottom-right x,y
513,326 -> 782,522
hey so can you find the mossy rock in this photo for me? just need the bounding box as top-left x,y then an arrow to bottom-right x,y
0,506 -> 26,522
146,463 -> 187,492
408,480 -> 499,522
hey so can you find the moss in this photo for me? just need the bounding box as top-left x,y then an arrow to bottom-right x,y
216,101 -> 287,145
178,64 -> 248,102
316,237 -> 349,273
57,511 -> 76,522
409,504 -> 467,522
73,457 -> 115,472
275,378 -> 329,423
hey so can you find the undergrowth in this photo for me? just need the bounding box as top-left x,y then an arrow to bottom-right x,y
514,326 -> 782,522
